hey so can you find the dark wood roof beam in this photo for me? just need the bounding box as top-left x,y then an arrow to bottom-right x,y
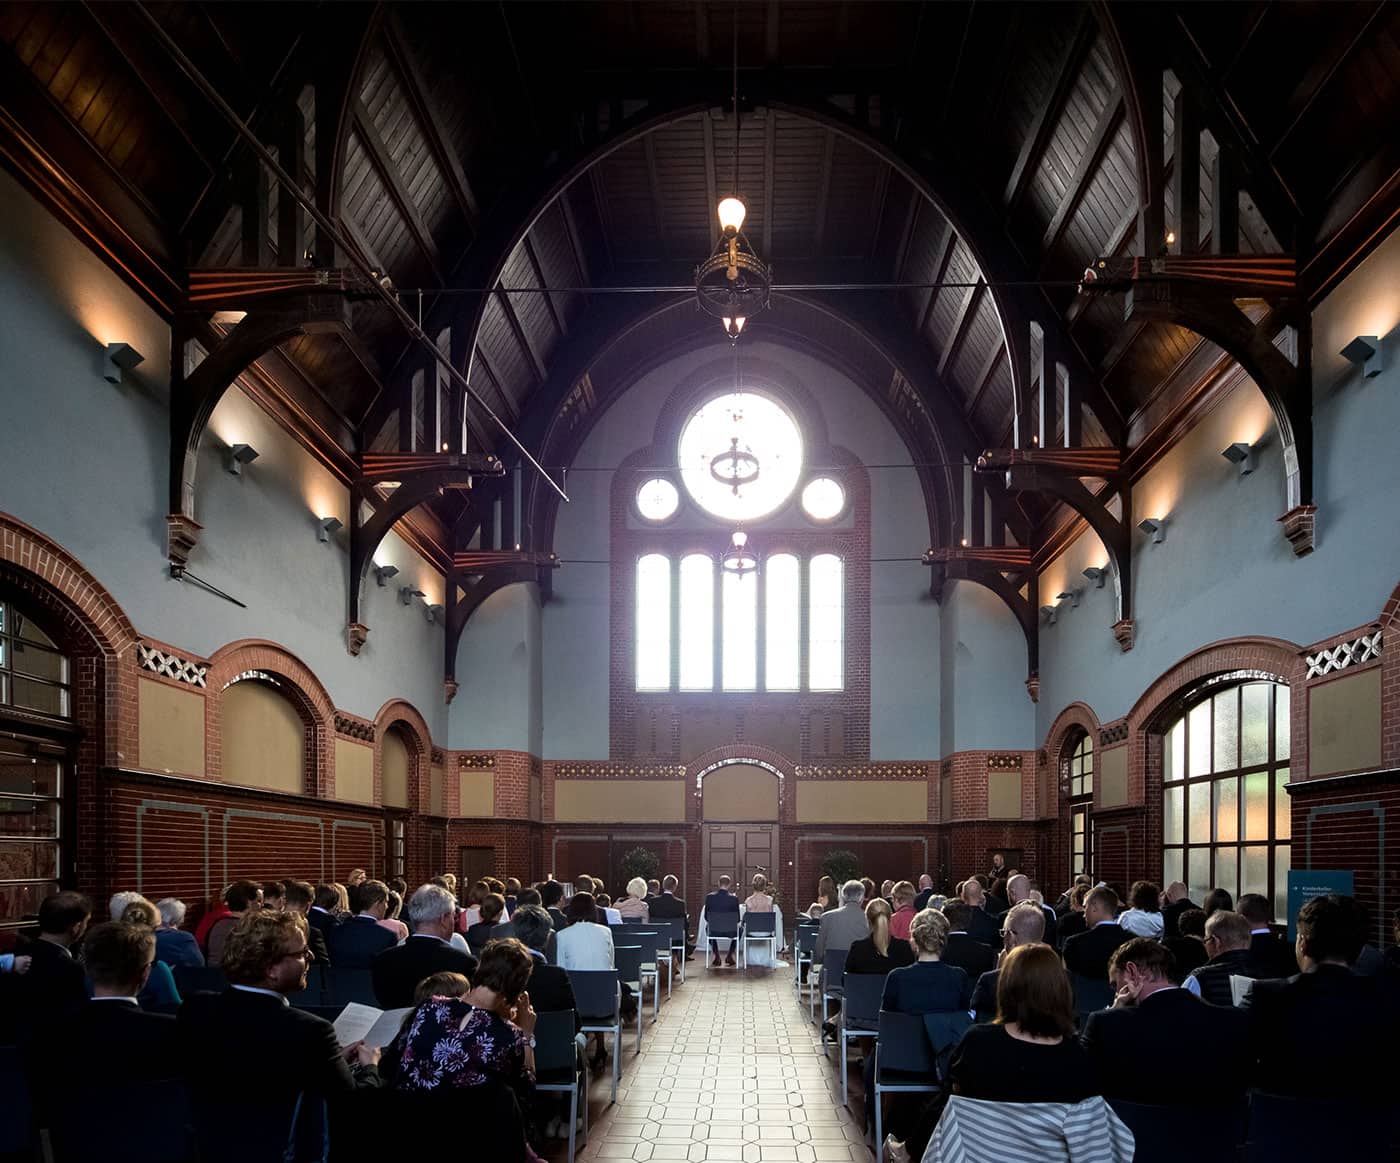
339,210 -> 389,277
1039,91 -> 1125,262
964,343 -> 1004,422
559,187 -> 593,289
813,130 -> 835,252
919,223 -> 957,334
1211,146 -> 1239,254
384,9 -> 480,225
643,133 -> 669,260
522,235 -> 567,338
497,288 -> 548,386
937,279 -> 985,380
702,112 -> 720,246
1001,8 -> 1097,214
351,98 -> 444,283
277,105 -> 305,265
765,1 -> 781,63
866,163 -> 891,262
1171,87 -> 1200,253
762,107 -> 776,258
893,197 -> 920,283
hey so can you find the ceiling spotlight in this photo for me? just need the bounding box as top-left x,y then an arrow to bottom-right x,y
1082,566 -> 1106,588
1137,517 -> 1167,544
1056,589 -> 1081,609
316,516 -> 343,542
226,443 -> 259,475
1339,335 -> 1383,379
424,603 -> 444,624
103,342 -> 145,384
1221,441 -> 1255,475
1039,605 -> 1058,626
399,585 -> 425,606
374,564 -> 400,587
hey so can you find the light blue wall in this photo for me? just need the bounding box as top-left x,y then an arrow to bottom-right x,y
0,169 -> 447,736
1036,226 -> 1400,737
449,581 -> 542,752
938,579 -> 1037,752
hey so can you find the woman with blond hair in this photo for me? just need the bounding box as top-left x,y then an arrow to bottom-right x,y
845,897 -> 914,975
882,907 -> 972,1013
119,897 -> 182,1009
948,943 -> 1097,1102
743,874 -> 773,913
617,877 -> 650,921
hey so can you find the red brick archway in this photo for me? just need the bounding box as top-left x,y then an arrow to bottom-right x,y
374,697 -> 434,812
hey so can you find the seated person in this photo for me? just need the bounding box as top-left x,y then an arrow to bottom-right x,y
378,890 -> 409,942
1117,881 -> 1165,939
1237,892 -> 1299,979
329,879 -> 398,968
1248,894 -> 1399,1100
595,893 -> 623,926
1082,937 -> 1249,1104
1164,907 -> 1210,981
467,893 -> 508,956
372,883 -> 478,1009
1054,884 -> 1090,950
949,943 -> 1098,1102
1185,909 -> 1261,1004
204,880 -> 262,967
11,891 -> 91,1039
743,874 -> 774,913
941,902 -> 997,982
153,898 -> 204,968
119,898 -> 182,1009
889,881 -> 917,941
845,898 -> 915,975
882,907 -> 972,1013
617,877 -> 651,921
970,902 -> 1046,1021
1061,886 -> 1126,981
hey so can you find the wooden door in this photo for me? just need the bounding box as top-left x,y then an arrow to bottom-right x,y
703,824 -> 775,897
459,845 -> 495,888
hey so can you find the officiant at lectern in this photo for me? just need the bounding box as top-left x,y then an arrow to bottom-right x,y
703,876 -> 741,966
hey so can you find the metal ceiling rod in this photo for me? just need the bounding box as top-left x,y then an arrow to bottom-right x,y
131,1 -> 569,504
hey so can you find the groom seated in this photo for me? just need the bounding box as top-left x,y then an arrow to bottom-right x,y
703,876 -> 740,967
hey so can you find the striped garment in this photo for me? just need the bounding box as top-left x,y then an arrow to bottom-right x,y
922,1095 -> 1134,1163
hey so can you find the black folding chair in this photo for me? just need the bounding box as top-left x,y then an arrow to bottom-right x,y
534,1010 -> 588,1163
872,1010 -> 941,1149
48,1079 -> 196,1163
1108,1099 -> 1248,1163
1069,971 -> 1113,1029
741,912 -> 778,969
1244,1092 -> 1393,1161
819,948 -> 848,1030
171,964 -> 227,995
706,912 -> 740,968
0,1044 -> 36,1157
838,973 -> 886,1106
614,945 -> 646,1051
322,966 -> 377,1007
794,926 -> 818,998
566,968 -> 623,1104
628,930 -> 664,1018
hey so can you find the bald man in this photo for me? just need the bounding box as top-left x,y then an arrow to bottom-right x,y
960,878 -> 1001,946
1007,873 -> 1057,948
913,874 -> 936,912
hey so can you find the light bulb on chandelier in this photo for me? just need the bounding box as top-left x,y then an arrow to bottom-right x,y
721,315 -> 746,342
717,197 -> 747,235
722,529 -> 757,575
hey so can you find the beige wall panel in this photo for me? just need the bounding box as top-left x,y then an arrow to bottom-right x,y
137,678 -> 206,777
987,771 -> 1022,819
382,730 -> 410,808
1309,668 -> 1382,777
335,739 -> 374,804
459,769 -> 494,816
430,764 -> 445,816
796,780 -> 927,824
1098,747 -> 1128,808
702,764 -> 780,821
554,779 -> 687,823
222,680 -> 303,793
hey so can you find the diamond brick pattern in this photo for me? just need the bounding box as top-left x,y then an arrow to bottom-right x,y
1305,630 -> 1382,679
137,642 -> 208,687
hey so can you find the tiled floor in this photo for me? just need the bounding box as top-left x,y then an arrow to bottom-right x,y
543,963 -> 874,1163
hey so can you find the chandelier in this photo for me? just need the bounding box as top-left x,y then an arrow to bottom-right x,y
694,10 -> 771,342
721,530 -> 757,575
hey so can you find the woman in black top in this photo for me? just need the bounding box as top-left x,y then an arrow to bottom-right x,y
948,943 -> 1097,1103
845,898 -> 915,975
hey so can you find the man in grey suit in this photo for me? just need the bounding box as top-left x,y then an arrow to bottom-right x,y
814,879 -> 867,960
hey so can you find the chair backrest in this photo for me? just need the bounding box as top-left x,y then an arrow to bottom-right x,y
842,973 -> 887,1024
876,1010 -> 936,1076
322,965 -> 378,1007
1069,971 -> 1114,1014
796,928 -> 818,955
745,912 -> 777,935
1108,1099 -> 1248,1163
533,1009 -> 578,1074
49,1080 -> 195,1163
624,916 -> 646,923
708,912 -> 739,938
1244,1092 -> 1392,1161
614,943 -> 644,985
285,962 -> 324,1007
565,969 -> 620,1021
630,930 -> 661,967
0,1044 -> 34,1153
661,918 -> 687,948
821,947 -> 848,990
171,964 -> 228,995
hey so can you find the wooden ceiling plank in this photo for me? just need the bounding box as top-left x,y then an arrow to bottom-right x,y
762,107 -> 776,258
643,132 -> 669,260
813,128 -> 834,252
1001,7 -> 1096,214
702,112 -> 719,246
522,234 -> 567,338
937,279 -> 985,380
351,96 -> 444,283
497,287 -> 548,386
384,9 -> 480,225
964,343 -> 1005,421
1039,90 -> 1125,261
919,222 -> 957,334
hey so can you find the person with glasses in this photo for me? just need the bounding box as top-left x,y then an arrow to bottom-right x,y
1184,909 -> 1260,1005
177,910 -> 383,1163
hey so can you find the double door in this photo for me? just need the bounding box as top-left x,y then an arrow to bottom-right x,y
702,823 -> 775,898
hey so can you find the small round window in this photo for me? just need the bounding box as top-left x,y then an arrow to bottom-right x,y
801,477 -> 846,521
636,477 -> 680,521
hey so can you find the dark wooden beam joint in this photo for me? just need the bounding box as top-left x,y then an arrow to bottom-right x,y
927,558 -> 1040,696
443,560 -> 553,693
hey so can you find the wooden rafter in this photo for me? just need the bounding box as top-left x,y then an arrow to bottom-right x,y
813,129 -> 835,252
937,279 -> 985,380
1040,91 -> 1126,262
350,97 -> 444,282
497,286 -> 548,385
522,235 -> 567,338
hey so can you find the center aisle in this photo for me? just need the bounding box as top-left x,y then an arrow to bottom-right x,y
551,964 -> 874,1162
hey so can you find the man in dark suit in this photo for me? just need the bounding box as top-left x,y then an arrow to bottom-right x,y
1160,882 -> 1198,940
283,880 -> 330,967
913,874 -> 936,912
179,911 -> 382,1163
1236,892 -> 1298,979
959,879 -> 1002,947
1247,894 -> 1399,1100
970,903 -> 1048,1020
9,890 -> 90,1040
541,880 -> 568,930
1007,874 -> 1057,948
703,875 -> 741,967
1062,886 -> 1127,980
308,883 -> 344,962
372,883 -> 477,1009
1083,937 -> 1251,1103
649,874 -> 690,958
39,922 -> 177,1087
328,879 -> 397,968
941,902 -> 997,981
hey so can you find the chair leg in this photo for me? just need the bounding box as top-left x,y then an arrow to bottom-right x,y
567,1084 -> 578,1163
611,1027 -> 620,1104
635,997 -> 642,1053
874,1084 -> 881,1152
840,1031 -> 848,1106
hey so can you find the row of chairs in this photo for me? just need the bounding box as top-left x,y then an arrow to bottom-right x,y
701,911 -> 780,969
173,963 -> 379,1008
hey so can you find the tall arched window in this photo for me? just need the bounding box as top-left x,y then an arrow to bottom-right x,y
679,554 -> 715,690
765,554 -> 801,691
1162,680 -> 1290,920
635,555 -> 671,690
1067,732 -> 1093,878
808,554 -> 843,691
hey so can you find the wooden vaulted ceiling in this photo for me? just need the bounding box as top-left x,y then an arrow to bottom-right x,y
2,0 -> 1398,558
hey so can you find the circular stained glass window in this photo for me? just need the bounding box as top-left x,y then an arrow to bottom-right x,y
801,477 -> 846,521
677,390 -> 804,521
636,477 -> 680,521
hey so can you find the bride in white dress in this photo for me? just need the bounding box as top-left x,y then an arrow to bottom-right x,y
739,874 -> 787,968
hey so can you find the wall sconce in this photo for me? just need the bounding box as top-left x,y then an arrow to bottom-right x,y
316,516 -> 343,542
374,564 -> 400,587
103,342 -> 145,384
1056,589 -> 1081,609
1340,335 -> 1383,379
1137,517 -> 1167,544
1039,605 -> 1057,626
1221,441 -> 1255,476
424,603 -> 444,624
226,443 -> 259,475
1082,566 -> 1106,588
399,585 -> 425,606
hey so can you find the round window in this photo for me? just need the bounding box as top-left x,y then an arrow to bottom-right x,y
677,390 -> 804,521
636,477 -> 680,521
801,476 -> 846,521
